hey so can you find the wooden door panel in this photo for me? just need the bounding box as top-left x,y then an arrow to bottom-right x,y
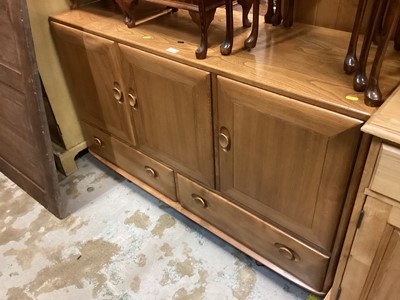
0,0 -> 62,217
51,23 -> 135,145
217,76 -> 362,250
119,45 -> 214,187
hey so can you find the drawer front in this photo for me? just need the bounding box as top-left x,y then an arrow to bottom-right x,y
370,143 -> 400,202
83,122 -> 176,200
176,174 -> 330,291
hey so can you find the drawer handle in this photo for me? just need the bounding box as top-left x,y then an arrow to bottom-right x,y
275,243 -> 298,261
219,127 -> 231,152
128,90 -> 138,110
93,137 -> 103,147
144,166 -> 157,178
113,85 -> 124,104
192,194 -> 207,208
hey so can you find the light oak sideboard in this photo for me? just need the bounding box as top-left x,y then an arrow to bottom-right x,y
50,3 -> 400,295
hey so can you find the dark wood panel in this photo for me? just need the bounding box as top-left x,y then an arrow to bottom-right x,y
0,0 -> 62,217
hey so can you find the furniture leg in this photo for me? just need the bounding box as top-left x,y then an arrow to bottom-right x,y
282,0 -> 294,27
196,0 -> 209,59
244,0 -> 259,49
353,0 -> 387,92
238,0 -> 253,28
365,0 -> 400,106
265,0 -> 274,23
115,0 -> 137,28
220,0 -> 234,55
344,0 -> 369,74
271,0 -> 282,26
395,20 -> 400,50
70,0 -> 78,9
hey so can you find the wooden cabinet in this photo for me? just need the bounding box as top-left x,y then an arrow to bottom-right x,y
52,23 -> 136,145
119,45 -> 214,187
50,4 -> 400,296
217,76 -> 362,251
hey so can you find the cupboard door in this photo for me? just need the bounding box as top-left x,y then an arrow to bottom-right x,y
217,76 -> 362,250
51,23 -> 135,145
119,45 -> 214,187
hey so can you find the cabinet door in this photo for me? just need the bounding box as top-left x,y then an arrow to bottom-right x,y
217,76 -> 362,250
340,197 -> 400,300
51,23 -> 135,145
119,45 -> 214,187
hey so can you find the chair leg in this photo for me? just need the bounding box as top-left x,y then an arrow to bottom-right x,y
238,0 -> 253,28
265,0 -> 274,23
244,0 -> 260,49
365,0 -> 400,106
220,0 -> 234,55
282,0 -> 294,28
271,0 -> 282,26
195,0 -> 208,59
353,0 -> 387,92
344,0 -> 369,74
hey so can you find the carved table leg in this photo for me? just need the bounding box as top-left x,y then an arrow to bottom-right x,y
271,0 -> 282,26
196,0 -> 210,59
244,0 -> 259,49
282,0 -> 294,27
353,0 -> 387,92
220,0 -> 234,55
238,0 -> 253,28
365,0 -> 400,106
344,0 -> 369,74
265,0 -> 274,23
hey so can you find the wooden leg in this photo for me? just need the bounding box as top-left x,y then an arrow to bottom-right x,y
365,0 -> 400,106
244,0 -> 259,49
395,20 -> 400,50
344,0 -> 368,74
70,0 -> 78,9
265,0 -> 274,23
115,0 -> 136,28
196,0 -> 209,59
220,0 -> 234,55
271,0 -> 282,26
282,0 -> 294,28
353,0 -> 387,92
238,0 -> 253,28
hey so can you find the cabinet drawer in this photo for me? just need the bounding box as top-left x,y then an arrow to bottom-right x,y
176,174 -> 330,291
82,122 -> 176,200
370,144 -> 400,202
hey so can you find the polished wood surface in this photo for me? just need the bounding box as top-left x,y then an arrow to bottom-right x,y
217,76 -> 362,251
118,45 -> 215,187
0,0 -> 62,217
363,86 -> 400,144
83,122 -> 177,199
370,143 -> 400,202
49,4 -> 400,121
51,23 -> 136,145
177,173 -> 330,292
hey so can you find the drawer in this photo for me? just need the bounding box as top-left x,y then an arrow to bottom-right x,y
82,122 -> 176,200
370,143 -> 400,202
176,174 -> 330,292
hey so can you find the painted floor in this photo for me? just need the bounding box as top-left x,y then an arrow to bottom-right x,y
1,153 -> 320,300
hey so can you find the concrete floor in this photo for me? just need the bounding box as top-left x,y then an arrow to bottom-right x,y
1,152 -> 321,300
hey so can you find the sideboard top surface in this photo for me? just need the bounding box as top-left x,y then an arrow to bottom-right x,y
50,3 -> 400,121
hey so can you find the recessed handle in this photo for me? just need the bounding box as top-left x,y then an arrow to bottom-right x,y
275,243 -> 298,261
219,127 -> 231,152
144,166 -> 157,178
93,137 -> 103,147
113,83 -> 123,104
192,194 -> 207,208
128,92 -> 138,110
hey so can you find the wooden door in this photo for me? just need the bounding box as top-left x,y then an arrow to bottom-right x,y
51,23 -> 135,145
119,45 -> 214,188
0,0 -> 62,217
217,76 -> 362,251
